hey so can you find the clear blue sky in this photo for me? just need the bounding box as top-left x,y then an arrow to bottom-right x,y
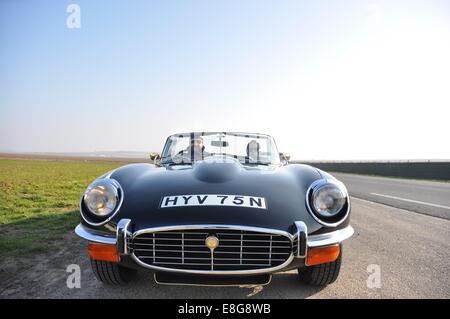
1,0 -> 449,159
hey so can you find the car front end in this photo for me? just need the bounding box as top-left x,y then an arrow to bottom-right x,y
74,132 -> 354,286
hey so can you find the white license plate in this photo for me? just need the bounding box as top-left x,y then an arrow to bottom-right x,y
160,194 -> 267,210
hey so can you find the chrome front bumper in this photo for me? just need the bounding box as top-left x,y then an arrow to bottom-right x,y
75,220 -> 354,274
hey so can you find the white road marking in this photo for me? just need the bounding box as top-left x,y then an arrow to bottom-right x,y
370,193 -> 450,210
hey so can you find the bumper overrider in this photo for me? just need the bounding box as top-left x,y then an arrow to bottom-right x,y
75,220 -> 354,276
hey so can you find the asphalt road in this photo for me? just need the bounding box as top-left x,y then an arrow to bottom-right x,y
333,173 -> 450,220
1,196 -> 449,298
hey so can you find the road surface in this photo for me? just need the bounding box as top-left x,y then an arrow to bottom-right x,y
333,173 -> 450,220
1,196 -> 449,298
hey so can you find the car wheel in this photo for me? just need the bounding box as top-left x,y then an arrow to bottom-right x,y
297,245 -> 342,286
90,258 -> 137,285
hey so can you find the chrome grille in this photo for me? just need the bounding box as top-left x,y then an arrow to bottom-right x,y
130,228 -> 292,272
292,236 -> 299,255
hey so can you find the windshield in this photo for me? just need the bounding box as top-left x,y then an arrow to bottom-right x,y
161,132 -> 281,166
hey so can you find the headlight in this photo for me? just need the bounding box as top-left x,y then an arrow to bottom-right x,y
307,179 -> 349,226
83,179 -> 120,217
312,184 -> 346,217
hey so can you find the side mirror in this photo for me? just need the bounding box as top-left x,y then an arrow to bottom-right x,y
279,152 -> 291,165
149,152 -> 161,163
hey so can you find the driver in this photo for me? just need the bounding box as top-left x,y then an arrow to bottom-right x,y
246,140 -> 260,163
178,137 -> 208,161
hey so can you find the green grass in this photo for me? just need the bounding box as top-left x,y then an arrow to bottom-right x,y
0,158 -> 125,256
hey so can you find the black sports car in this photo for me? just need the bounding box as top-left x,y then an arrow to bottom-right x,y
75,132 -> 353,286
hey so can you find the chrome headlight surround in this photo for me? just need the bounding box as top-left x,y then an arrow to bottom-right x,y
306,179 -> 350,227
80,179 -> 124,226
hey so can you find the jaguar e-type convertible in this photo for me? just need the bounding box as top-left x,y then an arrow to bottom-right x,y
75,132 -> 353,286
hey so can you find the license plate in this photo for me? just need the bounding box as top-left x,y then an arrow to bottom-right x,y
160,194 -> 267,210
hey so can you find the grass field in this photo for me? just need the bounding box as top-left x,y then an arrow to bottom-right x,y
0,158 -> 126,256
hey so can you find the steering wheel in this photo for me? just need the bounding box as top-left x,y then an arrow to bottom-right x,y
172,153 -> 192,164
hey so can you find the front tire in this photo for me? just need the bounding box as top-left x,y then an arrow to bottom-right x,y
90,259 -> 136,285
298,245 -> 342,286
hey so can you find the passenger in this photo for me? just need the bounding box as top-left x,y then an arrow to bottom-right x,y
246,140 -> 260,163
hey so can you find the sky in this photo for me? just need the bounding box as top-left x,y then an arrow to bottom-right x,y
1,0 -> 449,160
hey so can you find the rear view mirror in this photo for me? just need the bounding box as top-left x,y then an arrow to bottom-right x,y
149,152 -> 161,163
279,152 -> 291,165
211,140 -> 229,147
